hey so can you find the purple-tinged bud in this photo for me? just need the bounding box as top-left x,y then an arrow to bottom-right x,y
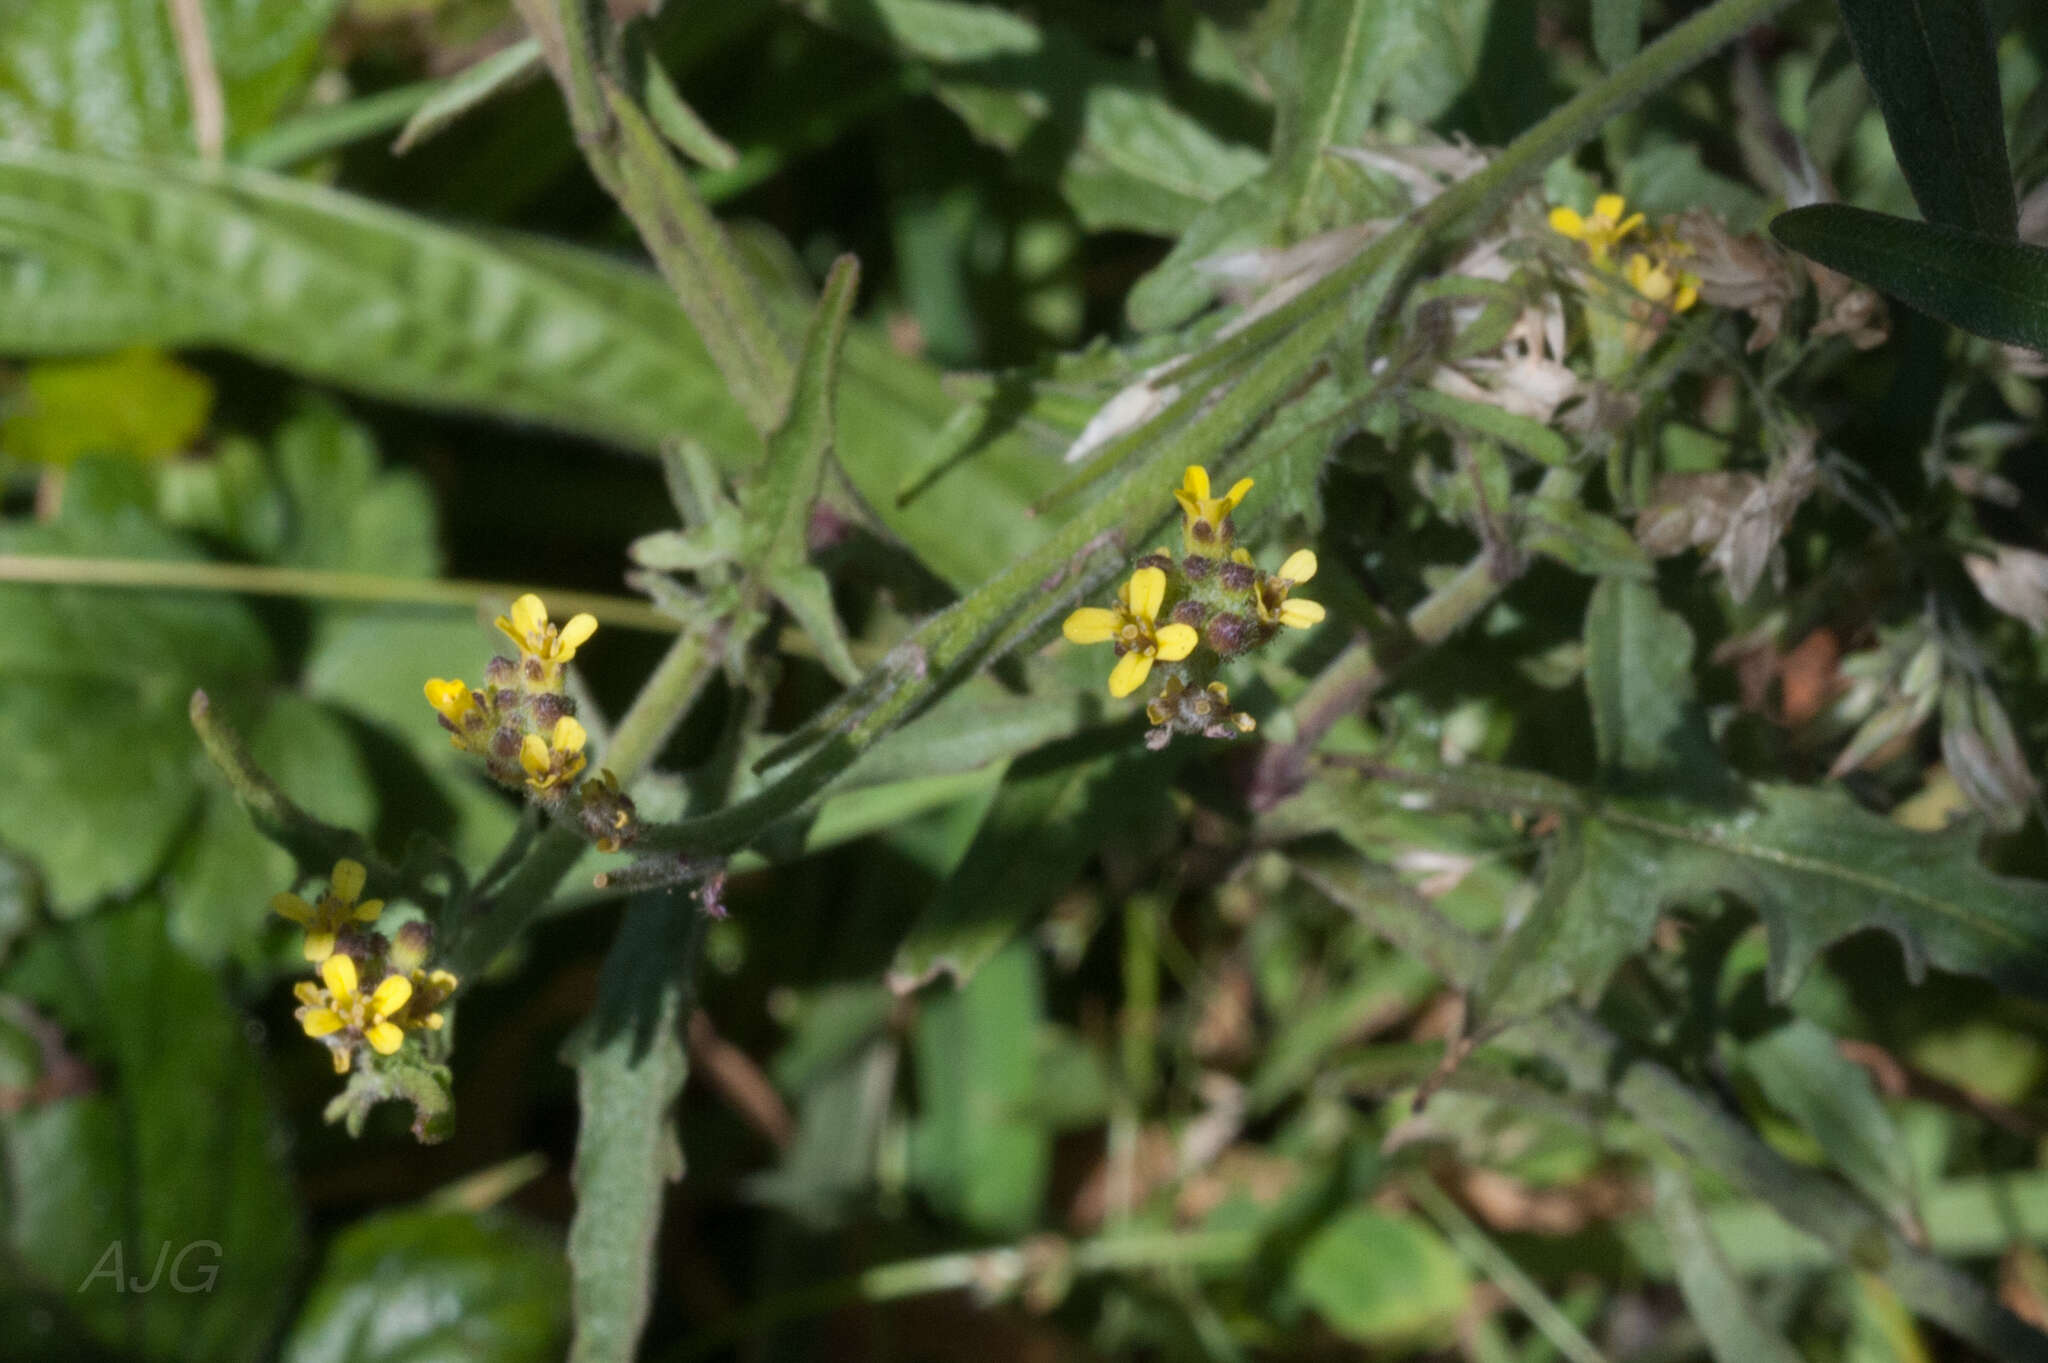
1170,600 -> 1207,629
1182,554 -> 1214,580
1136,551 -> 1174,573
530,691 -> 570,728
1206,612 -> 1257,655
486,656 -> 517,688
1190,518 -> 1217,544
1220,561 -> 1257,592
390,921 -> 435,973
491,725 -> 523,762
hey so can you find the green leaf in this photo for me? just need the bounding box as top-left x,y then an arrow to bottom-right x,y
0,504 -> 271,912
1581,577 -> 1729,797
1290,1208 -> 1470,1347
0,347 -> 212,466
1520,495 -> 1656,580
393,39 -> 544,155
907,940 -> 1049,1234
165,694 -> 377,968
272,399 -> 440,577
563,897 -> 694,1363
801,0 -> 1263,237
1742,1017 -> 1921,1237
1650,1167 -> 1804,1363
280,1209 -> 567,1363
0,144 -> 758,456
1771,204 -> 2048,352
1488,782 -> 2048,1019
1834,0 -> 2015,235
1,901 -> 302,1363
889,740 -> 1178,990
0,0 -> 341,158
763,565 -> 862,685
1405,386 -> 1573,466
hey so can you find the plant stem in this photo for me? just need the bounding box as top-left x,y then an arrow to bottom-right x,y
0,553 -> 678,632
448,625 -> 720,979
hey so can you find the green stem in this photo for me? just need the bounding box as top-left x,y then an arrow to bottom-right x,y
448,626 -> 719,978
0,554 -> 678,633
1406,1176 -> 1612,1363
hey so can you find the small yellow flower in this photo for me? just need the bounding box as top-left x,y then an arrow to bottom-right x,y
423,678 -> 485,748
1622,250 -> 1701,313
272,859 -> 384,962
1173,464 -> 1254,551
495,593 -> 597,688
1548,193 -> 1645,266
394,968 -> 460,1032
1062,565 -> 1199,698
1250,548 -> 1326,629
520,714 -> 589,791
293,953 -> 413,1073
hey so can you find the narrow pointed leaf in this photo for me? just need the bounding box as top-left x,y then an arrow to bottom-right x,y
1652,1167 -> 1805,1363
392,38 -> 544,154
757,254 -> 861,568
1834,0 -> 2015,235
1771,204 -> 2048,352
1582,578 -> 1731,798
765,564 -> 863,685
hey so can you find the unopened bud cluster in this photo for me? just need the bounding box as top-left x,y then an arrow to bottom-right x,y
1062,466 -> 1325,748
425,594 -> 639,852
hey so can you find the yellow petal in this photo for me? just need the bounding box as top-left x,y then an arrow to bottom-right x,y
1279,598 -> 1327,628
271,892 -> 312,925
365,1022 -> 406,1056
559,613 -> 598,652
1108,649 -> 1154,698
1154,623 -> 1199,662
321,952 -> 358,1001
302,931 -> 335,963
1615,211 -> 1645,238
429,969 -> 459,992
353,898 -> 384,923
1547,205 -> 1585,238
552,715 -> 588,753
293,981 -> 324,1007
494,613 -> 522,648
300,1008 -> 345,1038
369,974 -> 414,1017
1278,548 -> 1318,584
520,733 -> 551,776
1675,274 -> 1700,312
1063,607 -> 1121,644
1221,477 -> 1254,513
509,593 -> 546,640
332,1048 -> 352,1075
330,859 -> 366,904
1230,547 -> 1253,565
1181,465 -> 1211,499
1127,566 -> 1166,622
1593,193 -> 1626,223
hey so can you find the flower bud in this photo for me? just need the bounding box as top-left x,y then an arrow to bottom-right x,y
1182,554 -> 1215,581
1206,612 -> 1259,656
1220,560 -> 1257,592
389,921 -> 435,974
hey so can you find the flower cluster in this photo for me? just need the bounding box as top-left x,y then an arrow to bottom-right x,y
1549,192 -> 1700,359
277,860 -> 460,1075
425,593 -> 639,852
1062,466 -> 1323,747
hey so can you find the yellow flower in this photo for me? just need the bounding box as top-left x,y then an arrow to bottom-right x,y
495,593 -> 597,688
1062,565 -> 1199,698
520,714 -> 589,791
1623,250 -> 1701,313
1173,464 -> 1254,551
1250,548 -> 1326,629
293,953 -> 413,1073
1548,193 -> 1645,266
423,678 -> 485,748
394,968 -> 460,1032
272,859 -> 384,962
